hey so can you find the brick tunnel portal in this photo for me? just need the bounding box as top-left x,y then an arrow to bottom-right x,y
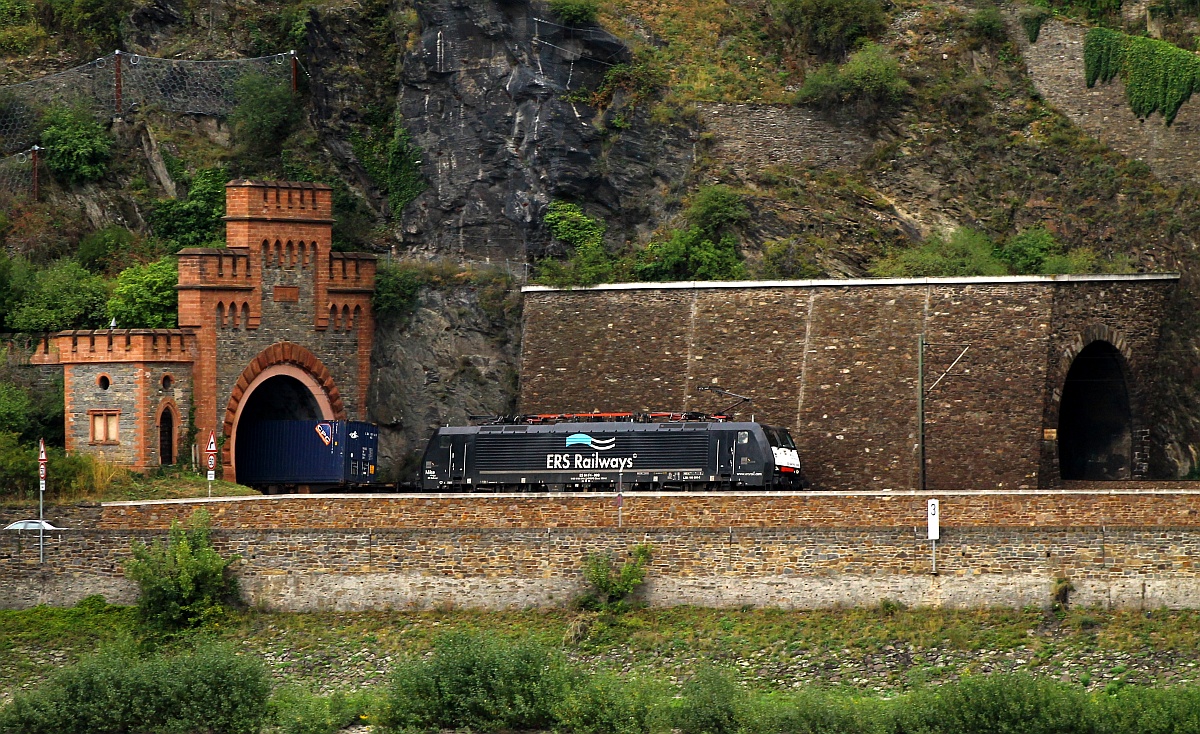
1059,340 -> 1132,480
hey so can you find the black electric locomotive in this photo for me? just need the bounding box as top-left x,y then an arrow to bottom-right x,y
421,415 -> 809,491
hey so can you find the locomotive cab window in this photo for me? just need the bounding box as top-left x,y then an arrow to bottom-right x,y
738,431 -> 750,444
439,435 -> 452,448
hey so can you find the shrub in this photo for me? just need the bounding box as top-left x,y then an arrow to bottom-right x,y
230,73 -> 301,160
0,641 -> 269,734
554,672 -> 670,734
580,543 -> 653,610
687,185 -> 750,237
123,509 -> 240,631
7,259 -> 110,332
1093,686 -> 1200,734
869,228 -> 1008,277
76,225 -> 135,273
549,0 -> 599,25
538,201 -> 614,286
147,167 -> 227,250
741,690 -> 886,734
968,7 -> 1006,44
796,44 -> 910,120
635,186 -> 749,283
106,257 -> 178,328
38,105 -> 112,185
378,631 -> 573,732
896,674 -> 1090,734
999,226 -> 1062,274
634,227 -> 745,282
769,0 -> 886,58
674,667 -> 745,734
373,261 -> 424,319
270,687 -> 376,734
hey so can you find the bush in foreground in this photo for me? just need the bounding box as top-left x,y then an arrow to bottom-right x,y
378,631 -> 573,732
0,641 -> 269,734
124,509 -> 240,631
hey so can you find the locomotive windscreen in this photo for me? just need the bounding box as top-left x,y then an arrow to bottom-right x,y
474,430 -> 710,475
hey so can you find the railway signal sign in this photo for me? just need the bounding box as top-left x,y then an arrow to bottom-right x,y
927,499 -> 940,540
38,438 -> 46,494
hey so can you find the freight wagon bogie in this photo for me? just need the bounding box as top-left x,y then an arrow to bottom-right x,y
420,421 -> 809,491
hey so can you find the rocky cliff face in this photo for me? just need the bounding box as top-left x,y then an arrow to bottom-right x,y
393,0 -> 695,260
369,286 -> 521,480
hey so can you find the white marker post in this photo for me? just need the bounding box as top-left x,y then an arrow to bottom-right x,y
205,430 -> 217,497
927,498 -> 940,575
38,438 -> 47,564
616,471 -> 624,529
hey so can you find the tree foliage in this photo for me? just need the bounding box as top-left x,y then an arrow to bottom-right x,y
106,257 -> 178,329
124,509 -> 240,631
39,105 -> 112,185
7,259 -> 109,332
146,167 -> 227,250
230,73 -> 302,161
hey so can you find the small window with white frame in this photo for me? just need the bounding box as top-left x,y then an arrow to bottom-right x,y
89,410 -> 120,445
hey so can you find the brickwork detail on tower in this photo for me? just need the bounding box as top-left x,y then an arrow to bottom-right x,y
50,180 -> 375,479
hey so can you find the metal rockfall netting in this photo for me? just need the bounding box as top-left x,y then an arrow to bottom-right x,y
0,51 -> 294,155
0,148 -> 34,197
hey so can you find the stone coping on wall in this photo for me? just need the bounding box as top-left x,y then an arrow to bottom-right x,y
97,488 -> 1200,531
521,273 -> 1181,293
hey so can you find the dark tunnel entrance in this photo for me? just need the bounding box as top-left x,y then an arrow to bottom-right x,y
1058,341 -> 1132,480
234,374 -> 323,481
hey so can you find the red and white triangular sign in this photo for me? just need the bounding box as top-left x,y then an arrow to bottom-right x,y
206,431 -> 217,454
38,438 -> 46,463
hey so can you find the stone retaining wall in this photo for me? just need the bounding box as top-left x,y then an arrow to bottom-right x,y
2,492 -> 1199,611
97,490 -> 1200,530
4,522 -> 1200,611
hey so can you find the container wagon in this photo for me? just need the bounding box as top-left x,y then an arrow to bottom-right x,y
236,420 -> 380,490
421,418 -> 808,491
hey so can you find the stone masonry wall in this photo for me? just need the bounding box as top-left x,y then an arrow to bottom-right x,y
5,492 -> 1200,611
696,104 -> 874,174
215,256 -> 363,421
519,277 -> 1175,492
95,490 -> 1200,531
5,518 -> 1200,610
1016,19 -> 1200,184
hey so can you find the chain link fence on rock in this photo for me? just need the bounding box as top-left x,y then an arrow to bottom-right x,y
0,50 -> 297,197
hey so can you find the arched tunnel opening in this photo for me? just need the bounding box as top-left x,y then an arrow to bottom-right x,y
234,374 -> 323,481
1058,341 -> 1132,480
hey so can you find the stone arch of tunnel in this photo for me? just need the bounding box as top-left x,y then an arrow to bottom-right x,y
1058,339 -> 1133,480
222,343 -> 346,481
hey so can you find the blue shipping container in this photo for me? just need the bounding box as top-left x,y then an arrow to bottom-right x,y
236,420 -> 380,486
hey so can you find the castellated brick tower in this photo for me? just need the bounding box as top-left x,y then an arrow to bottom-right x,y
51,180 -> 375,482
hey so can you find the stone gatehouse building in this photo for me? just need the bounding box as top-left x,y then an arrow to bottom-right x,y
34,180 -> 376,481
